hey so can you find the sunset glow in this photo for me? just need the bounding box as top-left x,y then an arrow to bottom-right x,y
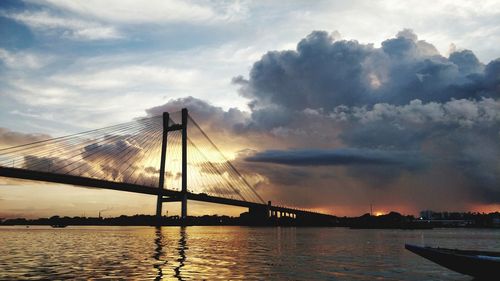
0,0 -> 499,219
1,2 -> 500,280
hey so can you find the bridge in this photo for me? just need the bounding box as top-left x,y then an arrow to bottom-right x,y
0,109 -> 335,225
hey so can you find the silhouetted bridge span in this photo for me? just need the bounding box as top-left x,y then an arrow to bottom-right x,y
0,109 -> 334,225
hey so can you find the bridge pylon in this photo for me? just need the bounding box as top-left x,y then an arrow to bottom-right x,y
156,108 -> 188,225
181,108 -> 188,220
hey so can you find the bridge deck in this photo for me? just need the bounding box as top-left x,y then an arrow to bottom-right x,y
0,166 -> 333,218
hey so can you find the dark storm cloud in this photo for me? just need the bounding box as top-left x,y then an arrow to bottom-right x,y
230,29 -> 500,205
330,97 -> 500,202
332,98 -> 500,152
244,148 -> 427,190
245,148 -> 423,168
437,129 -> 500,203
449,50 -> 484,75
144,30 -> 500,210
235,29 -> 499,120
234,31 -> 372,110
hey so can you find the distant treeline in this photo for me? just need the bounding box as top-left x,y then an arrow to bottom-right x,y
1,211 -> 499,228
0,214 -> 241,226
337,211 -> 500,229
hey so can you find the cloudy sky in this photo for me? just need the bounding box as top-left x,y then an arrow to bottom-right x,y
1,0 -> 499,218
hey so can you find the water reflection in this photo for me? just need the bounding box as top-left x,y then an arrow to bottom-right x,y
153,227 -> 188,280
174,227 -> 187,281
1,226 -> 496,280
153,227 -> 166,281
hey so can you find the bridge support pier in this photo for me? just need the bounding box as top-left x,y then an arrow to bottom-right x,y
156,112 -> 170,226
181,193 -> 187,220
181,108 -> 188,221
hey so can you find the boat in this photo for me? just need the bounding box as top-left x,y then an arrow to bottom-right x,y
50,224 -> 68,228
405,244 -> 500,279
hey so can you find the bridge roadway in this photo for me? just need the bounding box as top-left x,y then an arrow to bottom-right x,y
0,166 -> 334,219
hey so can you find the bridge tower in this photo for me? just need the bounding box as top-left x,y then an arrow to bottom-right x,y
181,108 -> 188,219
156,108 -> 188,225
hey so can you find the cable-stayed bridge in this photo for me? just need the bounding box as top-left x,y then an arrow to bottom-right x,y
0,109 -> 334,225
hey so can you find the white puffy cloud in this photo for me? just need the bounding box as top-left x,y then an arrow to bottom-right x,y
330,98 -> 500,127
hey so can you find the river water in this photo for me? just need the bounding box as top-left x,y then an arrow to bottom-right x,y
0,226 -> 498,280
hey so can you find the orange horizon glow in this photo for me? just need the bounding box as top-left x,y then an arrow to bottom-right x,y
1,179 -> 499,219
467,204 -> 500,214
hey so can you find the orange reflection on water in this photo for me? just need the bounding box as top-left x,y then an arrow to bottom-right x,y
1,226 -> 498,280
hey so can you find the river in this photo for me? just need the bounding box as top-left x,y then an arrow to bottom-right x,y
0,226 -> 498,280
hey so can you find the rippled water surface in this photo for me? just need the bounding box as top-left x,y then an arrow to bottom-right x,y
0,226 -> 498,280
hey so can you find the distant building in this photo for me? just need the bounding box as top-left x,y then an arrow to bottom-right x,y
420,210 -> 434,220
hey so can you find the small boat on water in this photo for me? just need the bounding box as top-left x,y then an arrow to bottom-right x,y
50,224 -> 68,228
405,244 -> 500,279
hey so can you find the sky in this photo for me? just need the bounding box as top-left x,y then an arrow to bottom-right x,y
0,0 -> 499,218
